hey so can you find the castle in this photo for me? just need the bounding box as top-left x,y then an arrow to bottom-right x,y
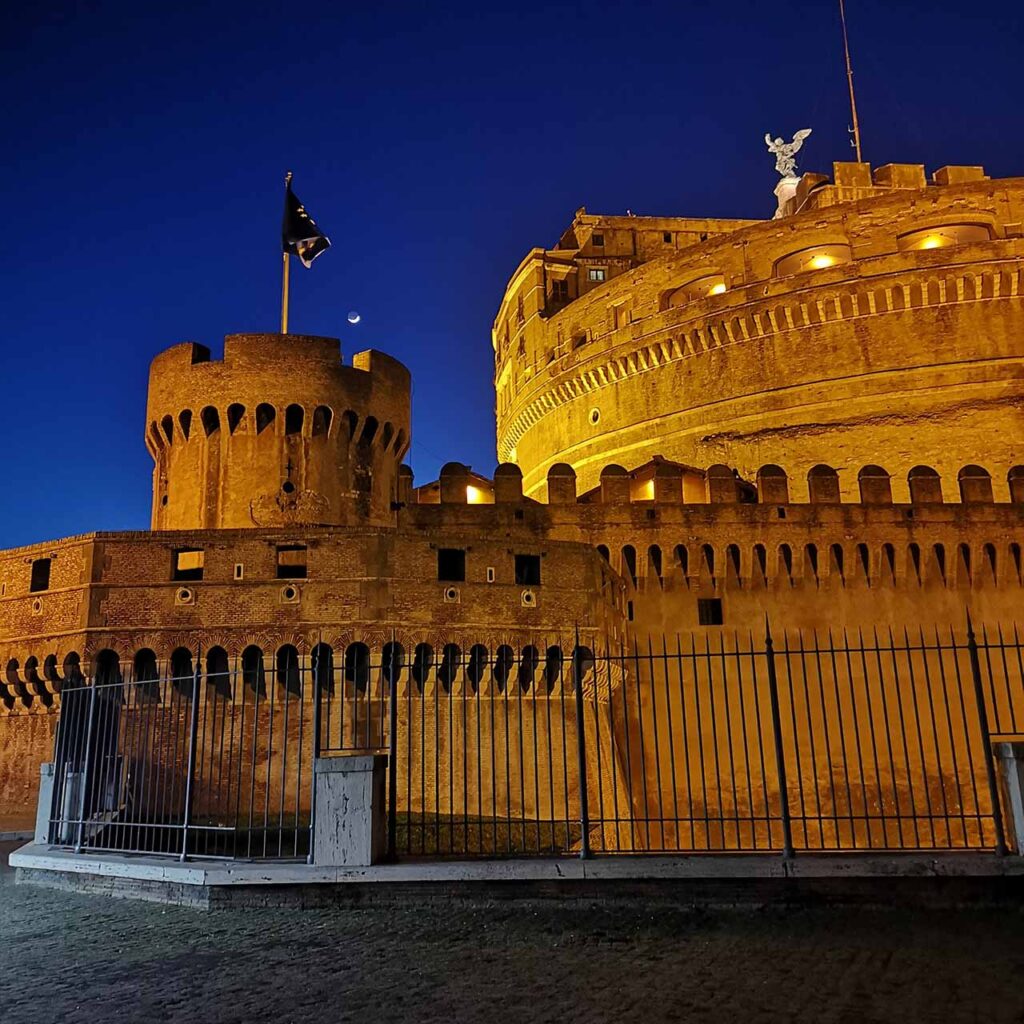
1,158 -> 1023,839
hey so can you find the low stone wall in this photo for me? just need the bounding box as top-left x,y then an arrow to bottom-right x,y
0,713 -> 57,831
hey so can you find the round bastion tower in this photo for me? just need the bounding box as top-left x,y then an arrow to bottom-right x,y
494,164 -> 1024,502
146,333 -> 411,529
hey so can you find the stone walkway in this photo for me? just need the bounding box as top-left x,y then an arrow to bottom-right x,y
2,842 -> 1022,1023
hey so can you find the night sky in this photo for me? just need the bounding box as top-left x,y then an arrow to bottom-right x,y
3,0 -> 1022,548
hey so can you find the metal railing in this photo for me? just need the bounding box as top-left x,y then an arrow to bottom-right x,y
46,619 -> 1023,861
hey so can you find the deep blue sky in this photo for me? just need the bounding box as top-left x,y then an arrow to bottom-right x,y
2,0 -> 1022,547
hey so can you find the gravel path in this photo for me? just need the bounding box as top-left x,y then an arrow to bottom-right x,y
2,842 -> 1023,1023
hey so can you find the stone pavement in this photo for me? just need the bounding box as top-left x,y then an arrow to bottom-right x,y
2,842 -> 1023,1024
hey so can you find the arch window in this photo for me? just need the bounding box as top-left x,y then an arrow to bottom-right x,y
161,415 -> 174,444
778,544 -> 794,582
897,224 -> 991,251
178,410 -> 192,440
958,465 -> 993,504
808,465 -> 840,504
380,422 -> 394,450
133,648 -> 159,699
285,404 -> 304,435
312,405 -> 333,438
1008,467 -> 1024,505
312,643 -> 335,694
201,406 -> 220,436
518,646 -> 539,693
621,545 -> 637,586
359,416 -> 379,446
170,647 -> 194,697
256,404 -> 276,434
345,643 -> 371,692
858,465 -> 892,505
206,647 -> 231,699
543,646 -> 563,692
241,646 -> 266,696
494,645 -> 514,693
227,403 -> 246,434
571,646 -> 595,690
276,645 -> 302,697
438,644 -> 461,693
908,465 -> 942,504
412,644 -> 433,693
467,645 -> 488,692
381,642 -> 404,689
774,243 -> 852,277
663,274 -> 726,309
648,545 -> 663,584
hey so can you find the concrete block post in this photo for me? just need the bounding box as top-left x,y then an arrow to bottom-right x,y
35,763 -> 54,845
994,743 -> 1024,855
313,755 -> 388,867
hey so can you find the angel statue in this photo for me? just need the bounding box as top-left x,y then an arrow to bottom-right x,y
765,129 -> 812,179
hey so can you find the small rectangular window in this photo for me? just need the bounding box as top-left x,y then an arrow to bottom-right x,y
588,268 -> 606,282
486,566 -> 495,583
171,549 -> 204,582
697,597 -> 724,626
592,233 -> 604,246
234,563 -> 244,580
30,558 -> 51,593
514,554 -> 541,586
663,231 -> 672,243
437,548 -> 466,582
277,544 -> 308,579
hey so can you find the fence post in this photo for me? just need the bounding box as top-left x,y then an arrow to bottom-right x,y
764,618 -> 795,859
308,641 -> 323,865
966,614 -> 1008,856
573,627 -> 591,859
179,650 -> 202,862
74,682 -> 98,854
387,636 -> 399,861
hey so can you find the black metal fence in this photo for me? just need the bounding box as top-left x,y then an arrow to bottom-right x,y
47,620 -> 1024,861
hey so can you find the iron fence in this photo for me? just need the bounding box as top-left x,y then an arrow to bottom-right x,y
46,619 -> 1023,861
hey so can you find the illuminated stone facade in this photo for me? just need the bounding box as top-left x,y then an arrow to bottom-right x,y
493,162 -> 1024,502
1,161 -> 1022,829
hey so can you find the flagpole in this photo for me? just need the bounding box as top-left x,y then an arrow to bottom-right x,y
839,0 -> 863,162
281,171 -> 293,334
281,252 -> 290,333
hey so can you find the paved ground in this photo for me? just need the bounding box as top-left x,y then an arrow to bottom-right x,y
2,843 -> 1023,1023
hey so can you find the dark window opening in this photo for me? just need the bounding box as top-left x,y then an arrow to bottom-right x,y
514,553 -> 541,586
592,233 -> 604,246
276,544 -> 307,579
551,279 -> 569,302
437,548 -> 466,582
29,558 -> 51,593
663,232 -> 672,243
697,597 -> 724,626
172,548 -> 204,582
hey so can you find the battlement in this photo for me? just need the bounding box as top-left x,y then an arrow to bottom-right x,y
147,333 -> 411,531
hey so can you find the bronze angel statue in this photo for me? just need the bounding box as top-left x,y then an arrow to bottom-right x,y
765,129 -> 812,178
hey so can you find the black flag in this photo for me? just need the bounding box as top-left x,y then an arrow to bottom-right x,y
282,176 -> 331,268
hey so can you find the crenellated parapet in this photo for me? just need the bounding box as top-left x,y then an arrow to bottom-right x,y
146,334 -> 411,530
494,168 -> 1024,499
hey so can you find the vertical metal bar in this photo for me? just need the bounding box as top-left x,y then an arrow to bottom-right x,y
74,683 -> 98,853
179,650 -> 202,862
387,635 -> 399,861
308,640 -> 323,865
966,614 -> 1008,855
573,626 -> 591,859
764,618 -> 794,859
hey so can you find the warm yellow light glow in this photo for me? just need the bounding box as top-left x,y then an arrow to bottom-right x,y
809,254 -> 837,269
707,282 -> 727,296
639,479 -> 655,500
466,485 -> 486,504
919,235 -> 945,249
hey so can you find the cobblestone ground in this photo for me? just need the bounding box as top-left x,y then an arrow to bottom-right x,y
2,844 -> 1023,1023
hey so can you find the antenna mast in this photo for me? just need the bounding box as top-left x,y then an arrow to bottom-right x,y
839,0 -> 863,162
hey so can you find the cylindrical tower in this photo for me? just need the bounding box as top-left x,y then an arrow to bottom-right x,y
146,333 -> 411,529
494,165 -> 1024,502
